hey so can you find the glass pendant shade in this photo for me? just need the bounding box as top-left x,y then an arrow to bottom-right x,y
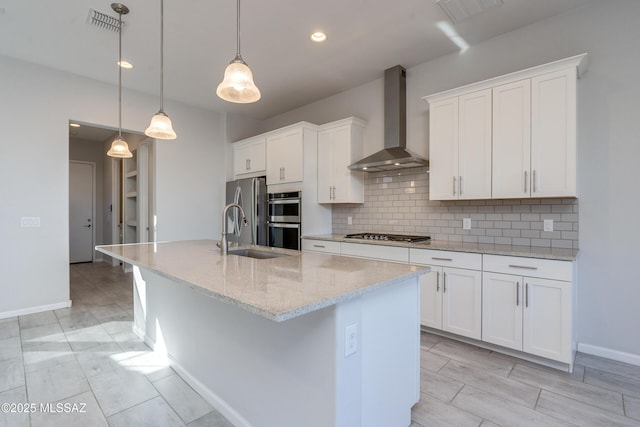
145,111 -> 177,139
107,136 -> 133,158
217,57 -> 261,103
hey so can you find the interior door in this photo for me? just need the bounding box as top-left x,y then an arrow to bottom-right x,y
69,161 -> 94,263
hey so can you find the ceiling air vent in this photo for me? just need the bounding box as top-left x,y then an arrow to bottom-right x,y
87,8 -> 124,32
436,0 -> 504,24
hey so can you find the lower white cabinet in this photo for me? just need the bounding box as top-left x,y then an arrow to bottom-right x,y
482,255 -> 573,363
301,239 -> 341,254
410,249 -> 482,340
341,242 -> 408,263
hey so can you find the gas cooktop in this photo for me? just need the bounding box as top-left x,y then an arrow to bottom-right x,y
344,233 -> 431,243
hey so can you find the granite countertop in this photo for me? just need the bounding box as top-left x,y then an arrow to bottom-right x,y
95,240 -> 427,322
303,234 -> 578,261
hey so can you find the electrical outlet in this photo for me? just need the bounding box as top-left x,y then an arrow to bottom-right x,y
345,323 -> 358,357
543,219 -> 554,232
463,218 -> 471,230
21,217 -> 41,228
347,216 -> 353,225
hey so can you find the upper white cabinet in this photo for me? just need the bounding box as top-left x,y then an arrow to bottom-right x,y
266,124 -> 311,185
233,135 -> 266,179
317,117 -> 367,204
425,53 -> 587,200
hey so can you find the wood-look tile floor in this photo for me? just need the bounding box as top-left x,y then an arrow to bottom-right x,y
1,262 -> 639,426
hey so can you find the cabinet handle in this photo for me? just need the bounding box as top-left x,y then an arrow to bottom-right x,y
329,186 -> 332,200
516,281 -> 520,306
443,272 -> 447,293
280,167 -> 285,180
533,170 -> 537,193
436,271 -> 440,292
432,257 -> 453,262
508,264 -> 538,270
246,159 -> 250,170
459,176 -> 463,196
525,283 -> 529,308
452,176 -> 456,196
524,171 -> 528,193
313,244 -> 325,248
332,186 -> 336,200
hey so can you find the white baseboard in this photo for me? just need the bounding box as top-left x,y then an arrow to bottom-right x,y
577,342 -> 640,367
132,327 -> 252,427
0,300 -> 72,320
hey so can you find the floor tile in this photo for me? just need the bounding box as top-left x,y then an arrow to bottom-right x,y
88,368 -> 159,417
0,357 -> 24,393
188,409 -> 235,427
118,350 -> 174,381
431,339 -> 515,377
74,343 -> 131,378
510,363 -> 624,414
0,337 -> 21,362
18,311 -> 59,330
440,359 -> 540,408
0,387 -> 29,427
536,390 -> 640,427
584,367 -> 640,399
420,368 -> 464,403
420,332 -> 442,350
412,392 -> 482,427
451,386 -> 572,427
64,324 -> 114,351
0,318 -> 19,340
86,303 -> 128,321
625,395 -> 640,421
25,358 -> 90,403
20,322 -> 67,344
107,396 -> 184,427
22,341 -> 76,373
153,374 -> 213,424
576,353 -> 640,382
55,309 -> 100,332
421,348 -> 449,372
29,391 -> 108,427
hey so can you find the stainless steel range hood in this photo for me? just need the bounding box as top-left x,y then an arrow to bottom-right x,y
348,65 -> 428,172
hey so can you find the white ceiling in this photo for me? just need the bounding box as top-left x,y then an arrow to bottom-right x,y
0,0 -> 589,126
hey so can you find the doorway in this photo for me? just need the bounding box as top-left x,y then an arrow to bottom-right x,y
69,161 -> 95,263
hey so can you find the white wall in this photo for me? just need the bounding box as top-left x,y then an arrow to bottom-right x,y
258,0 -> 640,360
0,55 -> 226,316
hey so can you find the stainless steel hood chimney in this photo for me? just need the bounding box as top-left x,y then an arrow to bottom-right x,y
348,65 -> 428,172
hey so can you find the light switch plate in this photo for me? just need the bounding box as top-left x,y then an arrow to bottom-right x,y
543,219 -> 554,232
347,216 -> 353,225
463,218 -> 471,230
21,217 -> 41,228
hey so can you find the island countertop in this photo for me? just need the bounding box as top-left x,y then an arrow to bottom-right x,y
96,240 -> 428,322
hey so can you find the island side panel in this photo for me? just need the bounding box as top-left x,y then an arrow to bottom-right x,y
134,267 -> 338,427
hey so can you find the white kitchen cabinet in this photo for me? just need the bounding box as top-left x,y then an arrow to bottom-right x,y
482,255 -> 573,363
266,125 -> 306,185
425,54 -> 586,201
233,135 -> 266,178
317,117 -> 366,204
301,239 -> 341,254
341,242 -> 409,263
410,249 -> 482,340
530,68 -> 577,197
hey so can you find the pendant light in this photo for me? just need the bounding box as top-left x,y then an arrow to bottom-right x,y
216,0 -> 261,103
144,0 -> 177,139
107,3 -> 133,158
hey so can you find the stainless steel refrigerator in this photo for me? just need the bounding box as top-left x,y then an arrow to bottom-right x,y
225,176 -> 267,246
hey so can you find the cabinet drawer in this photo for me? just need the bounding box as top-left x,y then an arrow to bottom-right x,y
341,242 -> 409,263
483,254 -> 572,281
409,249 -> 482,270
301,239 -> 340,254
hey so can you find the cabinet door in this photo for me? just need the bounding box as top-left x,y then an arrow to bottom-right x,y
419,267 -> 442,329
317,128 -> 334,203
429,97 -> 458,200
442,267 -> 482,340
523,277 -> 572,362
267,129 -> 304,185
531,68 -> 577,197
331,125 -> 357,203
482,272 -> 523,351
234,137 -> 266,177
492,80 -> 531,198
458,89 -> 492,199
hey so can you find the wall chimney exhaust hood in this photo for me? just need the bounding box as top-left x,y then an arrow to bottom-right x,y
348,65 -> 428,172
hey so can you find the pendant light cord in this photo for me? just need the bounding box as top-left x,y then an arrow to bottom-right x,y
118,10 -> 123,139
160,0 -> 165,111
236,0 -> 241,57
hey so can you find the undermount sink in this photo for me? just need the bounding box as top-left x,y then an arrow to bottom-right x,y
227,248 -> 290,260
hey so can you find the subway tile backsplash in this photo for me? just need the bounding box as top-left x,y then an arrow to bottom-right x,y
332,167 -> 579,249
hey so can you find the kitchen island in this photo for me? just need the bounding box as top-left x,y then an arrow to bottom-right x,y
96,240 -> 428,427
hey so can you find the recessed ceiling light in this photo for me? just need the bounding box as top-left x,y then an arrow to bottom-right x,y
118,60 -> 133,69
310,31 -> 327,43
69,123 -> 81,128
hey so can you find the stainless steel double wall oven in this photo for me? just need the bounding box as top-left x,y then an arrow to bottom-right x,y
267,191 -> 301,250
